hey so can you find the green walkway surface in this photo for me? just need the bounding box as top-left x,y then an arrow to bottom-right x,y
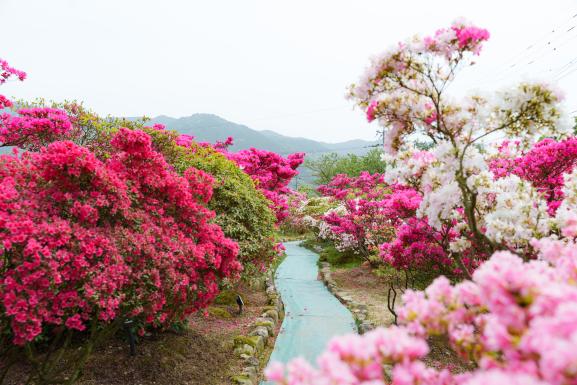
261,241 -> 356,385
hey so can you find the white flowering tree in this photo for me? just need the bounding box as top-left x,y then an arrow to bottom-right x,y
348,20 -> 569,275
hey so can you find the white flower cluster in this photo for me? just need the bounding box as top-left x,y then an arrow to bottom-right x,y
484,175 -> 551,250
318,221 -> 334,241
554,168 -> 577,231
301,215 -> 318,228
382,145 -> 436,188
417,142 -> 486,230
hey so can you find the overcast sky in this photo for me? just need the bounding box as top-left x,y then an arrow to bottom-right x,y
1,0 -> 577,142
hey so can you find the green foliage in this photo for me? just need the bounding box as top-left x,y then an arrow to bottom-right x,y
305,148 -> 384,185
207,307 -> 233,319
214,290 -> 241,305
302,239 -> 363,269
300,196 -> 336,217
149,132 -> 278,274
296,184 -> 318,197
319,244 -> 363,269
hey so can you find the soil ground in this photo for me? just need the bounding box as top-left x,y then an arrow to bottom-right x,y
330,261 -> 471,372
3,282 -> 273,385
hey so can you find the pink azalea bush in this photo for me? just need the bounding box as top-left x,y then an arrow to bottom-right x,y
0,59 -> 244,381
1,107 -> 74,150
316,172 -> 460,273
228,148 -> 305,222
1,127 -> 241,345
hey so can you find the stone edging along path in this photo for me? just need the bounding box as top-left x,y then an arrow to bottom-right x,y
318,261 -> 376,334
231,270 -> 285,385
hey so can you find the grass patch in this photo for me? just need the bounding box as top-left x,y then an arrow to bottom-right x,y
299,238 -> 363,269
319,244 -> 362,269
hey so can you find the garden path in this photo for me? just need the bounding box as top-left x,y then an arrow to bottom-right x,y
261,241 -> 356,384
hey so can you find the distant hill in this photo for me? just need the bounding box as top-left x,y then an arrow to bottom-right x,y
139,114 -> 381,187
141,114 -> 379,157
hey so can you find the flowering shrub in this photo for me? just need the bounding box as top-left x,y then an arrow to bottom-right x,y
0,65 -> 242,381
315,172 -> 393,258
1,59 -> 75,151
147,128 -> 279,274
1,107 -> 73,150
280,190 -> 310,234
347,18 -> 569,273
1,128 -> 240,343
175,133 -> 304,224
0,130 -> 241,383
228,148 -> 305,222
314,172 -> 458,273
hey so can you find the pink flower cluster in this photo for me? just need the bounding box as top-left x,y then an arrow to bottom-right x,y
0,95 -> 13,109
267,234 -> 577,385
489,138 -> 577,214
0,128 -> 241,345
176,133 -> 194,147
379,217 -> 454,272
366,100 -> 378,122
175,133 -> 233,152
452,24 -> 490,53
0,58 -> 26,84
423,21 -> 490,58
228,149 -> 305,222
1,107 -> 73,150
0,64 -> 73,151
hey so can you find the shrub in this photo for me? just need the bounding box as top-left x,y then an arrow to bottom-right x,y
0,128 -> 240,383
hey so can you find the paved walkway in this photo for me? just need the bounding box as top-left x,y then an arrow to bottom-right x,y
261,241 -> 356,384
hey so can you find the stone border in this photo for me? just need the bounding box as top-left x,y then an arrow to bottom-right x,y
231,269 -> 285,385
318,262 -> 375,334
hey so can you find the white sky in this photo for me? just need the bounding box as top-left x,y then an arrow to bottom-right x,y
1,0 -> 577,142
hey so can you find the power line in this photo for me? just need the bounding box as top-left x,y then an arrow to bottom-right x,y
473,10 -> 577,85
497,11 -> 576,68
556,65 -> 577,80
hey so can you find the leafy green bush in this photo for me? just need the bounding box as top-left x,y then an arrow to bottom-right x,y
304,148 -> 384,185
147,130 -> 278,274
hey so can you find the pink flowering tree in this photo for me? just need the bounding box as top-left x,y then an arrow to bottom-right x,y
316,172 -> 460,276
316,172 -> 395,260
266,20 -> 577,385
348,20 -> 568,275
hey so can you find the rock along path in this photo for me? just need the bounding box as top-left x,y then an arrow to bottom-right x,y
261,241 -> 356,385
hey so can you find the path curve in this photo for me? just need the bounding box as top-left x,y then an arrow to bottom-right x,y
261,241 -> 356,384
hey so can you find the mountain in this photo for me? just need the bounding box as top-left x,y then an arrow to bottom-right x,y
141,113 -> 379,157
